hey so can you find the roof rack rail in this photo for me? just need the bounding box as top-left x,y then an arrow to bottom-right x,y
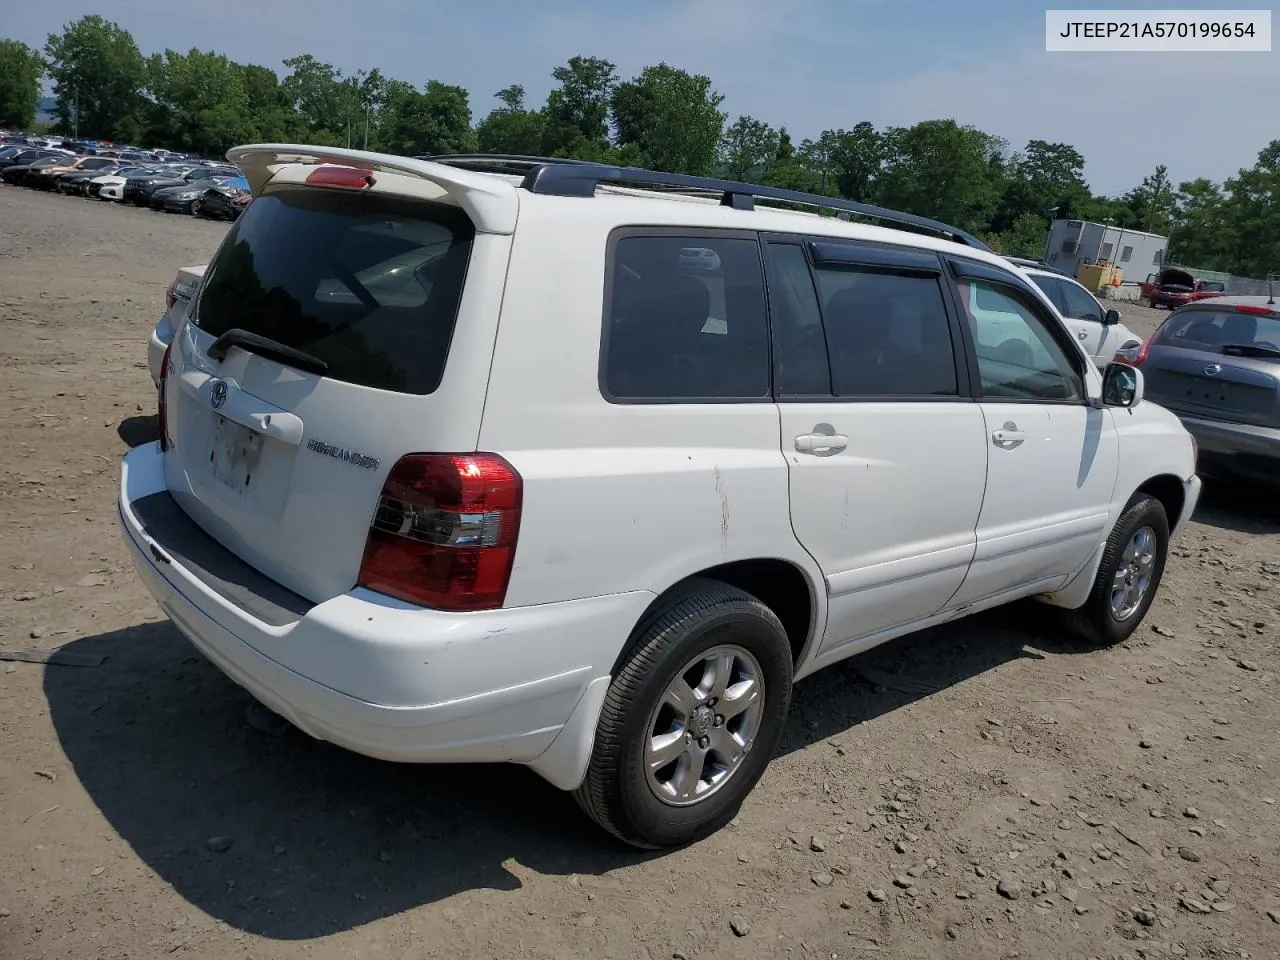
421,155 -> 990,251
416,153 -> 597,177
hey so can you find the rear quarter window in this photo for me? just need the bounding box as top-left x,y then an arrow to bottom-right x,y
602,233 -> 770,401
193,189 -> 475,395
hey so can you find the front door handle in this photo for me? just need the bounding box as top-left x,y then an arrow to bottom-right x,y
795,433 -> 848,454
992,421 -> 1025,449
1077,330 -> 1089,340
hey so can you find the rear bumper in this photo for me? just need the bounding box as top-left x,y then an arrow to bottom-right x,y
117,443 -> 649,776
1178,414 -> 1280,486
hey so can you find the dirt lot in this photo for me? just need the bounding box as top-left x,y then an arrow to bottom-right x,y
1,185 -> 1278,960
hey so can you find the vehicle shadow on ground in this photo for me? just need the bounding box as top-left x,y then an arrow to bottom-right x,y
44,602 -> 1087,940
117,414 -> 159,448
1191,478 -> 1280,536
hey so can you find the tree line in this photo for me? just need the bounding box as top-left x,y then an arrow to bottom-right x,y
1,16 -> 1276,279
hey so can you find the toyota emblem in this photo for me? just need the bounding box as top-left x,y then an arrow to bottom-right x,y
209,379 -> 228,409
1203,363 -> 1222,377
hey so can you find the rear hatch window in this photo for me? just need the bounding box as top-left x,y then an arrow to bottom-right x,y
1154,308 -> 1280,359
192,188 -> 475,395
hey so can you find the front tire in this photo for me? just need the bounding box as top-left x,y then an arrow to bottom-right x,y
574,580 -> 793,849
1066,493 -> 1169,646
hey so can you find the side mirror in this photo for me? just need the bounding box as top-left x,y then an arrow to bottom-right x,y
1102,362 -> 1144,409
1103,309 -> 1121,326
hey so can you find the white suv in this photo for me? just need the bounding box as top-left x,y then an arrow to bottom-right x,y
119,145 -> 1200,849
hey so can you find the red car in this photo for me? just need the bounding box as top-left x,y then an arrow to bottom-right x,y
1141,268 -> 1227,309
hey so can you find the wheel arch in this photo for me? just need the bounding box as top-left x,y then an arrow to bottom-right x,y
611,557 -> 823,676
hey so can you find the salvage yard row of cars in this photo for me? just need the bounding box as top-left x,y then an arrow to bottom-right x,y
0,137 -> 251,221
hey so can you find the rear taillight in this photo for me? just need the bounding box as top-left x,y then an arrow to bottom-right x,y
165,280 -> 177,311
357,453 -> 523,612
158,343 -> 173,451
1120,326 -> 1159,367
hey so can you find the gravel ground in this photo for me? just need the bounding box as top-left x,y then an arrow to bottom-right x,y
1,185 -> 1278,960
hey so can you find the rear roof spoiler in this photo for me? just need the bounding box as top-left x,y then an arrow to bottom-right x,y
224,143 -> 520,235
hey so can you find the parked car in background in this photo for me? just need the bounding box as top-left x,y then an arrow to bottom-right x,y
1,156 -> 72,186
52,160 -> 126,194
1134,296 -> 1280,487
129,165 -> 237,207
124,144 -> 1200,849
1020,265 -> 1143,369
152,173 -> 241,214
1141,268 -> 1227,309
197,177 -> 252,220
30,155 -> 120,191
0,147 -> 70,172
122,165 -> 199,205
84,165 -> 158,199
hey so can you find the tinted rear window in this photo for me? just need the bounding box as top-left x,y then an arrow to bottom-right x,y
1154,308 -> 1280,356
194,189 -> 475,394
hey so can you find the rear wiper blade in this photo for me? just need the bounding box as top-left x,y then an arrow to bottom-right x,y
207,328 -> 329,375
1221,343 -> 1280,358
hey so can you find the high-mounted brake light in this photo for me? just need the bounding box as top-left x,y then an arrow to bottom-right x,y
357,453 -> 523,612
158,343 -> 173,452
1234,304 -> 1275,316
305,165 -> 375,190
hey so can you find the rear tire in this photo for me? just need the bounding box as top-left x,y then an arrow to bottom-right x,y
1065,494 -> 1169,646
574,579 -> 793,849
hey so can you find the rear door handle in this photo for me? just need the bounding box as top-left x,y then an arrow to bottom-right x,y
992,422 -> 1025,449
795,433 -> 848,454
1077,331 -> 1089,340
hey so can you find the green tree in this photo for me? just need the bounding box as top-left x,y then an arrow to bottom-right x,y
875,119 -> 1004,233
995,140 -> 1090,232
240,64 -> 296,142
1221,141 -> 1280,278
541,55 -> 617,159
829,122 -> 883,202
797,130 -> 841,196
476,84 -> 545,154
987,212 -> 1050,258
43,15 -> 145,140
281,53 -> 346,144
718,114 -> 778,181
1121,164 -> 1177,234
0,40 -> 45,129
1167,178 -> 1232,271
145,48 -> 253,155
610,63 -> 725,175
374,79 -> 475,156
760,127 -> 821,192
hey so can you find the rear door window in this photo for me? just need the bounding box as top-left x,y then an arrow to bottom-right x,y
812,263 -> 960,398
603,234 -> 770,401
1028,275 -> 1066,312
1058,280 -> 1104,322
193,188 -> 475,395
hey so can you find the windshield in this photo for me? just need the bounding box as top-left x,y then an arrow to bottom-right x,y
1155,308 -> 1280,358
193,188 -> 475,394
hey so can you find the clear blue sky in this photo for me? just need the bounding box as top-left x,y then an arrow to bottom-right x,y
4,0 -> 1276,195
